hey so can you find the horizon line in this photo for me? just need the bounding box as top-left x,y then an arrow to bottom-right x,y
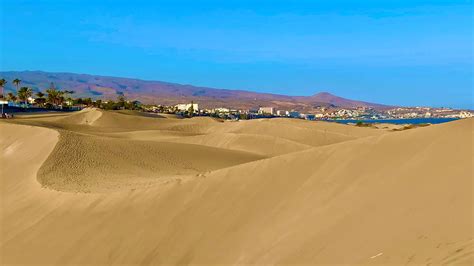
0,69 -> 471,110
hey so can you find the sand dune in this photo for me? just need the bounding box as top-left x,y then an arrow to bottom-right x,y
38,130 -> 265,192
0,109 -> 472,265
57,107 -> 103,125
166,132 -> 313,156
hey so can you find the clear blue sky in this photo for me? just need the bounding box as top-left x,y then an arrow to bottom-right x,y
1,0 -> 472,108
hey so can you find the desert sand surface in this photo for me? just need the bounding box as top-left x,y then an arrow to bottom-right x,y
0,108 -> 472,265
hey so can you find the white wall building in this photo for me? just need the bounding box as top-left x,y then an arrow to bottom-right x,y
213,107 -> 230,113
459,111 -> 473,118
314,113 -> 324,118
27,97 -> 36,104
175,103 -> 199,113
276,110 -> 289,116
258,107 -> 274,115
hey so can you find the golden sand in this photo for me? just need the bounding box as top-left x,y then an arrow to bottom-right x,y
0,108 -> 472,265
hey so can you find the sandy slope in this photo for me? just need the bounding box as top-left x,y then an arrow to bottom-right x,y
38,130 -> 265,192
166,132 -> 313,156
58,107 -> 103,125
0,109 -> 472,265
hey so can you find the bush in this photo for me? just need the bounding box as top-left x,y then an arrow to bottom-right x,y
356,121 -> 371,127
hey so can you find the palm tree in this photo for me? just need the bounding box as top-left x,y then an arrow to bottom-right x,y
117,93 -> 126,109
0,78 -> 6,115
18,87 -> 33,104
64,90 -> 75,102
0,78 -> 6,99
35,91 -> 46,107
188,101 -> 194,117
46,88 -> 65,107
12,79 -> 21,96
46,88 -> 58,106
6,92 -> 17,102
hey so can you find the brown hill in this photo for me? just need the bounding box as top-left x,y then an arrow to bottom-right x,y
0,70 -> 391,111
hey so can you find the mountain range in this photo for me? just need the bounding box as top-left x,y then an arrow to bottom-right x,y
0,71 -> 391,111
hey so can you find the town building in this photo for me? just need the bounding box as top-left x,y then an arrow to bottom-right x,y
175,103 -> 199,113
276,110 -> 289,116
27,97 -> 36,104
213,107 -> 230,113
288,111 -> 300,118
302,114 -> 316,120
457,111 -> 473,118
314,113 -> 324,118
258,107 -> 274,115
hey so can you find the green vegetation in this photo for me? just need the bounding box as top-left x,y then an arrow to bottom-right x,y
0,78 -> 6,99
94,95 -> 141,110
35,91 -> 46,107
0,77 -> 142,111
12,78 -> 21,93
239,113 -> 250,120
392,123 -> 431,131
18,87 -> 33,104
355,121 -> 372,127
6,92 -> 17,102
0,79 -> 6,114
46,87 -> 66,106
187,101 -> 194,117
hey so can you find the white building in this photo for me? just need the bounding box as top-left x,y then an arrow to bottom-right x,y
314,113 -> 324,118
213,107 -> 230,113
276,110 -> 289,116
459,111 -> 473,118
175,103 -> 199,113
27,97 -> 36,104
258,107 -> 274,115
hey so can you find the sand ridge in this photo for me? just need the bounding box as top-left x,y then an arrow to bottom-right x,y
58,107 -> 103,125
11,109 -> 385,193
0,109 -> 472,265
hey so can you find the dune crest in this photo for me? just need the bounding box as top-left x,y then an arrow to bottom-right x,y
59,107 -> 103,125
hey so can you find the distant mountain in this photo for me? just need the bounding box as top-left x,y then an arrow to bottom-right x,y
0,71 -> 391,111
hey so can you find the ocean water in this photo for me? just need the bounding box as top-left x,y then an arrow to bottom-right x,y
329,118 -> 459,125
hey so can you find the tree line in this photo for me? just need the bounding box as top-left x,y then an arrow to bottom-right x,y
0,78 -> 76,107
0,78 -> 141,110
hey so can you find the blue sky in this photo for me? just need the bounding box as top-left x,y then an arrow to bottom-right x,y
0,0 -> 472,108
